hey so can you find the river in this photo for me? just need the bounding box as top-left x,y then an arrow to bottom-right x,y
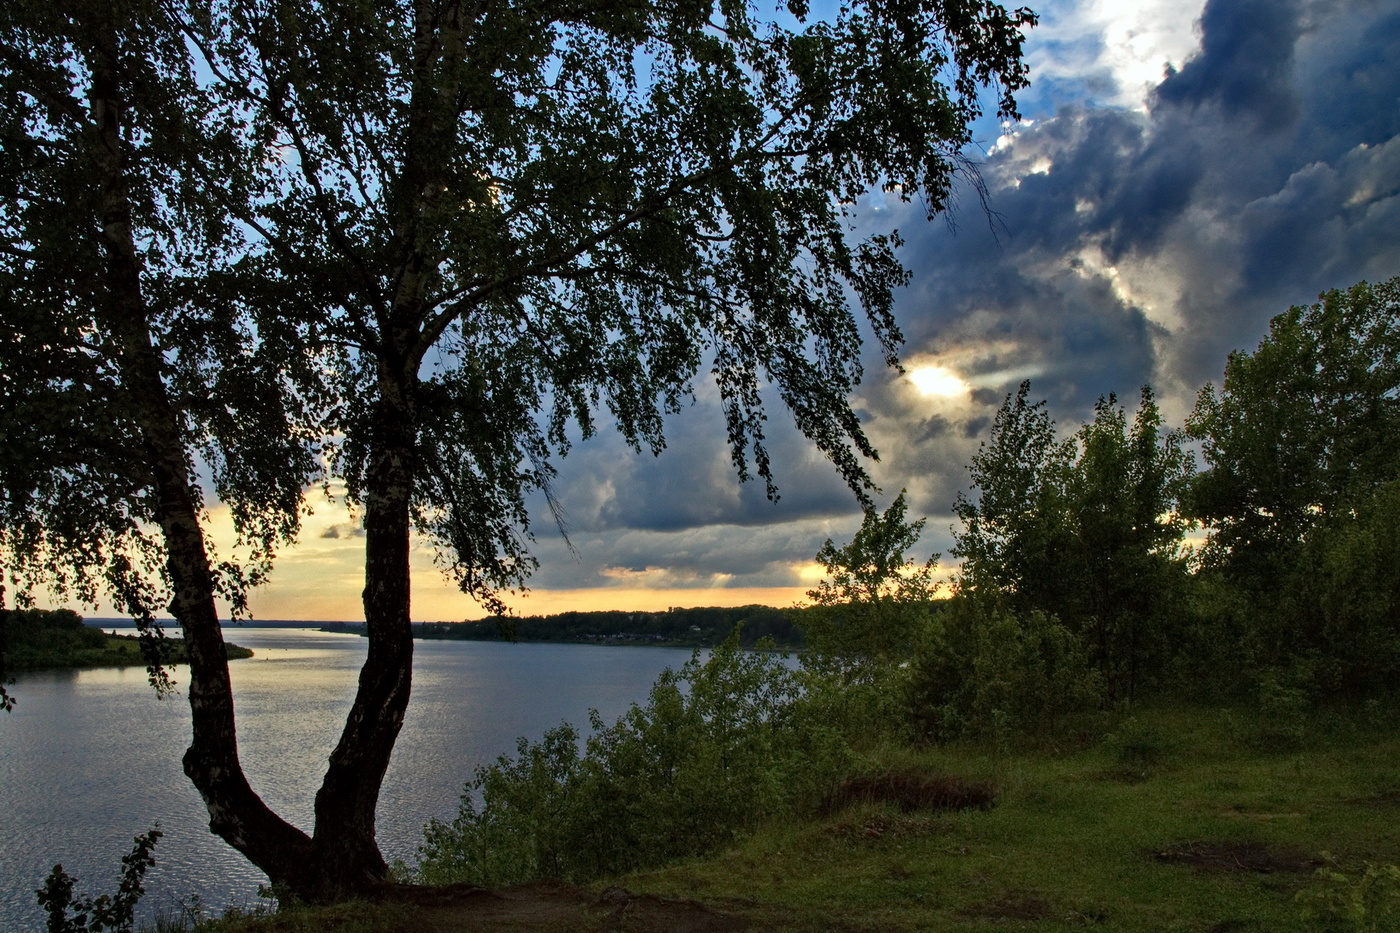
0,628 -> 696,931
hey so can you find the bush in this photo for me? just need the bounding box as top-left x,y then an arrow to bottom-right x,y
1247,670 -> 1313,750
1298,861 -> 1400,932
1102,716 -> 1175,780
416,636 -> 849,886
35,827 -> 161,933
908,597 -> 1102,742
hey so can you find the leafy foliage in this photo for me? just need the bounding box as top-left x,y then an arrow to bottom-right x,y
1187,277 -> 1400,696
36,827 -> 162,933
802,493 -> 941,673
909,598 -> 1100,741
1298,861 -> 1400,933
1290,479 -> 1400,694
952,383 -> 1192,700
797,492 -> 941,742
416,637 -> 848,886
0,607 -> 250,672
948,382 -> 1067,602
0,0 -> 321,711
1188,277 -> 1400,586
5,0 -> 1039,898
177,0 -> 1041,606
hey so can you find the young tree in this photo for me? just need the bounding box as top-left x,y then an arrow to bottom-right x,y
1186,277 -> 1400,693
1059,387 -> 1193,699
802,491 -> 941,677
5,0 -> 1038,900
952,383 -> 1192,699
799,491 -> 940,742
950,380 -> 1074,611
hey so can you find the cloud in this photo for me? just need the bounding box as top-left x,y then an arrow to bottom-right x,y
1019,0 -> 1209,112
234,0 -> 1400,619
894,0 -> 1400,416
504,0 -> 1400,610
1153,0 -> 1302,126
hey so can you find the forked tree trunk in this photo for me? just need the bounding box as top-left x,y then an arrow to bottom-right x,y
84,2 -> 447,903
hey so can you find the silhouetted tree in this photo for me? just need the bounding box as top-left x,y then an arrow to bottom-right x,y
3,0 -> 1037,899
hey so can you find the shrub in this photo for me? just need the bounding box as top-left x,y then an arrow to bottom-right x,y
1102,716 -> 1176,780
36,827 -> 161,933
416,636 -> 849,885
908,597 -> 1102,741
1298,861 -> 1400,932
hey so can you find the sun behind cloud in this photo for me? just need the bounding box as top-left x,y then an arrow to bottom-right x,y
906,364 -> 971,398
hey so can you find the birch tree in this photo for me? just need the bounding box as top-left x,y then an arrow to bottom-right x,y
3,0 -> 1037,900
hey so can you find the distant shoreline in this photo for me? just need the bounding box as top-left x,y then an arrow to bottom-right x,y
6,609 -> 254,672
84,618 -> 356,630
79,606 -> 811,650
316,606 -> 807,649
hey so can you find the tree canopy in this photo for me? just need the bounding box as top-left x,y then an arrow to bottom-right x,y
1186,277 -> 1400,693
0,0 -> 320,650
952,382 -> 1192,699
1,0 -> 1038,901
1186,277 -> 1400,588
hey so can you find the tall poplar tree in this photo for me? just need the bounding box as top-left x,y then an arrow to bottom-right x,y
4,0 -> 1037,900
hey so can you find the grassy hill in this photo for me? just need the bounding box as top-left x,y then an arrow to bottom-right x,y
166,700 -> 1399,932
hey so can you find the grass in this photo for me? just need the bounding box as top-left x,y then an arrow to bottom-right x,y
164,700 -> 1400,932
615,702 -> 1400,931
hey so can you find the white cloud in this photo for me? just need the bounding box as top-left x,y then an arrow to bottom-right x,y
1027,0 -> 1207,109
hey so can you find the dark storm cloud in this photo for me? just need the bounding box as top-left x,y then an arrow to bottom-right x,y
518,381 -> 872,590
538,383 -> 861,537
521,0 -> 1400,594
1153,0 -> 1302,126
523,517 -> 843,591
890,0 -> 1400,408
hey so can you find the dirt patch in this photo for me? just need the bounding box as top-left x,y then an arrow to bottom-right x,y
821,770 -> 998,815
374,882 -> 750,933
1151,842 -> 1322,874
959,891 -> 1053,922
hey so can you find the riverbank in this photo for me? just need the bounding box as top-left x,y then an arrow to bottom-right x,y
164,700 -> 1400,932
2,608 -> 252,671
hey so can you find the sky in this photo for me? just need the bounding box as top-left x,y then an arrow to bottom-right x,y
71,0 -> 1400,623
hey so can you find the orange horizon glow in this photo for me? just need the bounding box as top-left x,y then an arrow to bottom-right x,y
242,580 -> 814,623
24,492 -> 850,624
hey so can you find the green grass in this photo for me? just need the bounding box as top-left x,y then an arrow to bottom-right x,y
617,702 -> 1400,932
163,701 -> 1400,932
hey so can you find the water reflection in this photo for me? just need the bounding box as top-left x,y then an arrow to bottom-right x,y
0,629 -> 693,932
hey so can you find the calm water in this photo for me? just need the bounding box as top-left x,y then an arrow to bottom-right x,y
0,629 -> 695,931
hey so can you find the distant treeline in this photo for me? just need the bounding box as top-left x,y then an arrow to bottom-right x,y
0,608 -> 252,671
333,605 -> 809,648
